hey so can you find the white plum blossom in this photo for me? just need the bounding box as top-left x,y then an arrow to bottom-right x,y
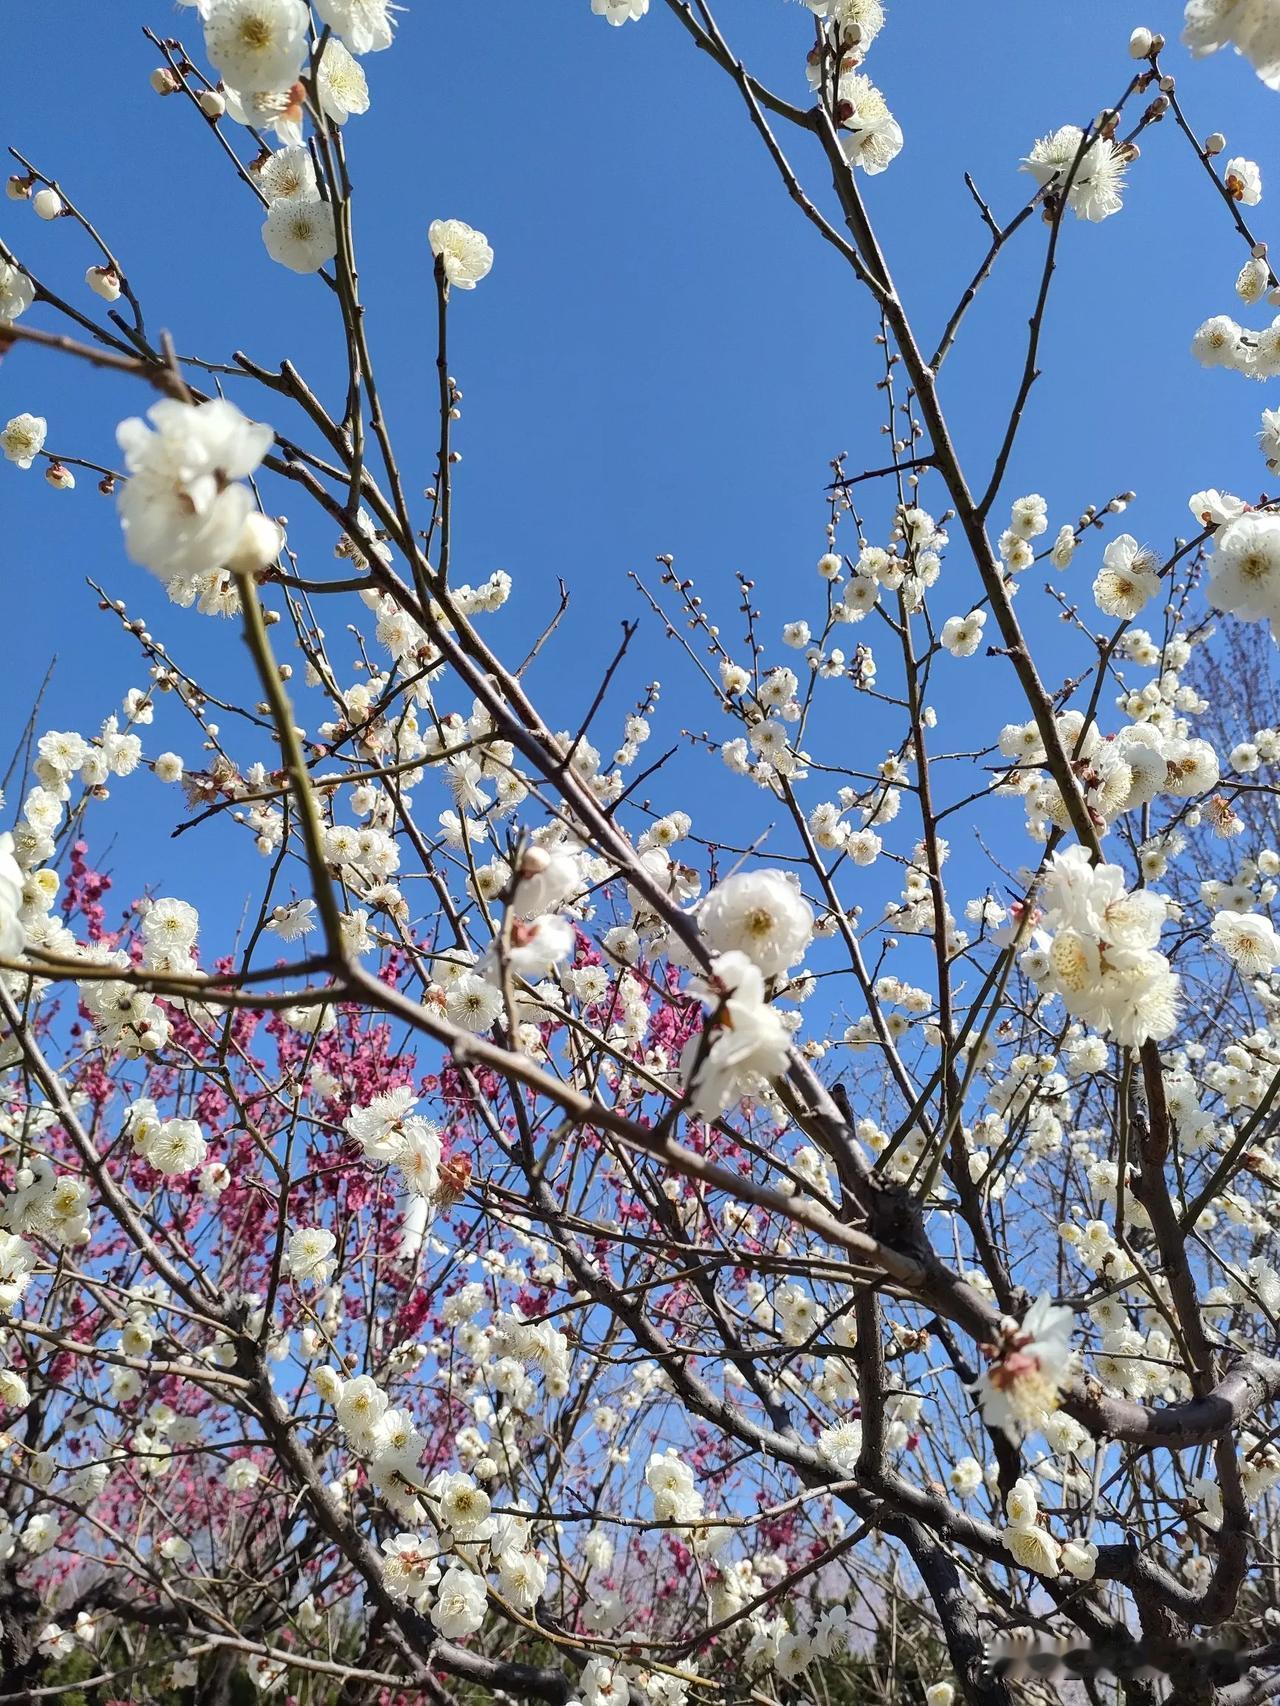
19,1513 -> 59,1556
263,196 -> 338,273
203,0 -> 309,93
949,1457 -> 983,1498
382,1531 -> 441,1601
225,1458 -> 261,1493
1010,494 -> 1049,539
1062,1539 -> 1099,1580
681,952 -> 791,1119
116,399 -> 274,585
817,1419 -> 864,1474
344,1088 -> 442,1201
1193,314 -> 1247,368
974,1293 -> 1074,1441
698,869 -> 814,978
267,898 -> 318,940
0,1367 -> 30,1410
1207,512 -> 1280,633
138,1118 -> 209,1176
431,1563 -> 487,1638
0,259 -> 35,321
1022,124 -> 1127,220
313,0 -> 398,53
1191,487 -> 1248,527
1184,0 -> 1280,90
1225,155 -> 1263,203
446,974 -> 504,1032
1003,1521 -> 1062,1577
286,1226 -> 338,1283
257,146 -> 317,202
316,37 -> 371,124
940,610 -> 986,657
1238,255 -> 1269,302
222,81 -> 305,144
591,0 -> 649,21
838,76 -> 903,174
0,1235 -> 36,1314
479,914 -> 574,983
429,219 -> 494,289
1093,535 -> 1161,620
1,414 -> 46,469
1004,1476 -> 1039,1529
1212,908 -> 1280,973
645,1450 -> 704,1524
0,836 -> 24,958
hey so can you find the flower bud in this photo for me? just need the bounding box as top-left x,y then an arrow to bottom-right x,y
1205,132 -> 1226,156
45,461 -> 75,491
32,188 -> 64,220
86,264 -> 122,303
518,843 -> 551,879
150,66 -> 181,95
313,1365 -> 345,1404
226,512 -> 284,575
1129,26 -> 1153,57
5,175 -> 31,201
198,89 -> 227,119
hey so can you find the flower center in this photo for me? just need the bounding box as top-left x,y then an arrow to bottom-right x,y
1240,551 -> 1271,582
745,906 -> 775,939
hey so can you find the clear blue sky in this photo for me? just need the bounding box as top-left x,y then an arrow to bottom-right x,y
1,1 -> 1275,944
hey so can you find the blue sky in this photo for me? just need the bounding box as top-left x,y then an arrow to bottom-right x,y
1,0 -> 1277,947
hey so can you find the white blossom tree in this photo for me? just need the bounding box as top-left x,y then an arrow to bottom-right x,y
5,3 -> 1280,1704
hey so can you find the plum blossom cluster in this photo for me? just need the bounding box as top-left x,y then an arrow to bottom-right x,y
318,1366 -> 552,1636
1022,124 -> 1130,221
1000,1475 -> 1097,1582
1022,846 -> 1179,1047
116,399 -> 277,605
314,1363 -> 433,1520
127,1101 -> 209,1176
678,870 -> 815,1117
798,1 -> 901,174
191,0 -> 380,140
992,698 -> 1220,846
344,1086 -> 443,1201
